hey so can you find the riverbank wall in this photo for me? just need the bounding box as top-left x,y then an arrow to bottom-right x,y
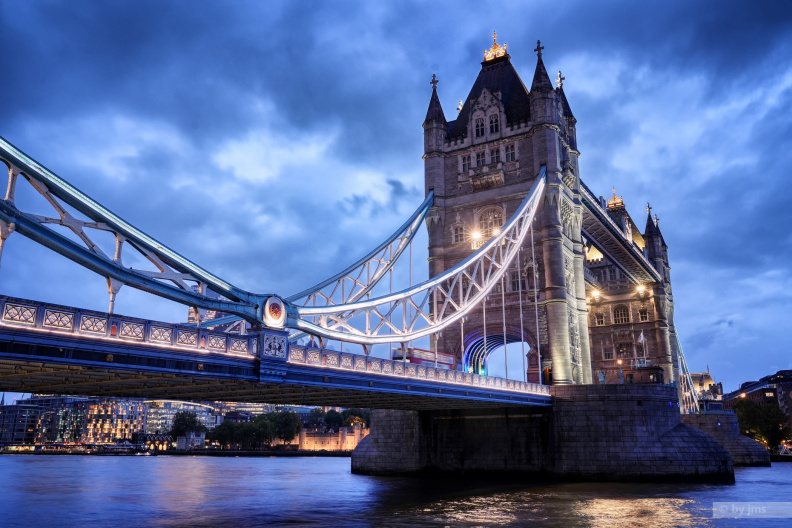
681,413 -> 770,466
352,384 -> 734,482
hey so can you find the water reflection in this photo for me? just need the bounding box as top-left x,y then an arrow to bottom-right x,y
0,456 -> 789,527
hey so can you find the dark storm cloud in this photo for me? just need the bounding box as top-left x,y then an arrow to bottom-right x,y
1,0 -> 791,391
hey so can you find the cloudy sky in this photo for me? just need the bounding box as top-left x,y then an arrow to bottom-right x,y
1,1 -> 791,394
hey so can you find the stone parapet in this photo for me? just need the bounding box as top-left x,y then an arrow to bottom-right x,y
681,413 -> 770,467
352,384 -> 734,482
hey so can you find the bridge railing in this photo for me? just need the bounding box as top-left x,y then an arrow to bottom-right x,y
287,345 -> 550,397
0,296 -> 258,358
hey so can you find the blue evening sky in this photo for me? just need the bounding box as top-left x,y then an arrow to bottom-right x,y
0,1 -> 791,397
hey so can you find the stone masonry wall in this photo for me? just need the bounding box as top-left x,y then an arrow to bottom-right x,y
352,384 -> 734,482
681,413 -> 770,467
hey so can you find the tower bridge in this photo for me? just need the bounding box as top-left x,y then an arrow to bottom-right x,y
0,35 -> 761,480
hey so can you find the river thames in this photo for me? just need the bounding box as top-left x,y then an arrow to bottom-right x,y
0,456 -> 788,527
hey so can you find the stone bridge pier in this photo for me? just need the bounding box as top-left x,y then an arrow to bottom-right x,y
352,384 -> 736,482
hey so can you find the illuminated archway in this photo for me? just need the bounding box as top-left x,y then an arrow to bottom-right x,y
462,326 -> 535,378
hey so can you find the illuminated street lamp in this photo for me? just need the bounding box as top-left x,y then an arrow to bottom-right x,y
472,231 -> 482,240
591,290 -> 600,302
637,285 -> 646,298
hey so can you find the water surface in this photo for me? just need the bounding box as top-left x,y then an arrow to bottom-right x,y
0,455 -> 788,527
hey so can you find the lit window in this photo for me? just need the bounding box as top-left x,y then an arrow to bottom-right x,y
453,226 -> 464,244
489,114 -> 500,133
490,149 -> 500,164
505,144 -> 516,162
596,313 -> 604,326
462,155 -> 471,172
617,343 -> 633,358
613,306 -> 629,324
475,118 -> 485,137
476,152 -> 485,167
639,308 -> 649,322
478,208 -> 503,237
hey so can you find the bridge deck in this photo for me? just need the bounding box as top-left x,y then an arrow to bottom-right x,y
0,296 -> 550,409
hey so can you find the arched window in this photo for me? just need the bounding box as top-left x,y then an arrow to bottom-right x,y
595,313 -> 604,326
478,208 -> 503,238
475,152 -> 485,167
475,118 -> 485,137
613,305 -> 629,324
489,114 -> 499,133
490,148 -> 500,164
639,308 -> 649,322
453,225 -> 464,244
505,144 -> 516,162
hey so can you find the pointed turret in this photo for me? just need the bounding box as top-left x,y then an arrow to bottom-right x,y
530,41 -> 555,93
644,210 -> 659,237
424,74 -> 447,125
556,73 -> 574,119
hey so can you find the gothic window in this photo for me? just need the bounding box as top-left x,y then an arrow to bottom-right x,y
604,349 -> 613,360
462,155 -> 471,172
478,208 -> 503,237
505,144 -> 516,162
476,152 -> 485,167
639,308 -> 649,322
453,225 -> 464,244
613,305 -> 629,324
490,148 -> 500,164
617,343 -> 633,358
475,118 -> 485,137
511,269 -> 526,292
596,313 -> 604,326
489,114 -> 500,133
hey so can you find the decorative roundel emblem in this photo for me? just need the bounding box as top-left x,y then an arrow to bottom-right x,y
264,296 -> 286,328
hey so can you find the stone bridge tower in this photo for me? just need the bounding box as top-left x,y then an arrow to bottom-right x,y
423,36 -> 592,385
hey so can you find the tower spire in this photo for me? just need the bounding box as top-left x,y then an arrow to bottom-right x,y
423,74 -> 446,125
530,40 -> 554,93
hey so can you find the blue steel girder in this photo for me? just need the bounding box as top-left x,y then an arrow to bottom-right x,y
579,179 -> 662,285
0,136 -> 268,323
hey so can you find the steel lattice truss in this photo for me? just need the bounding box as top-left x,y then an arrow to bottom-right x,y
0,136 -> 544,348
198,192 -> 432,334
0,136 -> 268,323
289,172 -> 546,345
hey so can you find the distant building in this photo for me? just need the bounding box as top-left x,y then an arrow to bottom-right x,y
297,423 -> 368,452
0,402 -> 42,445
724,370 -> 792,430
83,399 -> 147,443
33,395 -> 92,444
176,431 -> 206,450
217,401 -> 273,416
690,369 -> 723,401
144,400 -> 219,434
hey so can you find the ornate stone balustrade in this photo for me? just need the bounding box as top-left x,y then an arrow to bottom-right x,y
0,296 -> 258,358
288,345 -> 550,397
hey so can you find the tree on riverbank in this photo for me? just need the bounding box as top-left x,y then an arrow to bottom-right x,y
208,412 -> 298,449
169,411 -> 207,438
733,399 -> 790,449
